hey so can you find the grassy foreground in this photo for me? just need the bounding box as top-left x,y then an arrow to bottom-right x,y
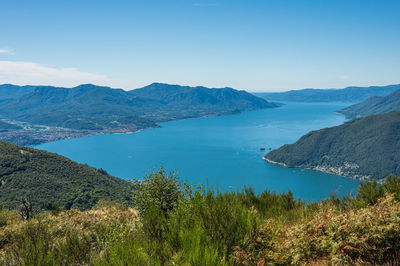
1,168 -> 400,265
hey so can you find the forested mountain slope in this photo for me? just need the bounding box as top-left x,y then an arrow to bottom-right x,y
0,83 -> 279,145
338,88 -> 400,119
0,84 -> 36,100
256,84 -> 400,102
264,111 -> 400,180
0,141 -> 134,211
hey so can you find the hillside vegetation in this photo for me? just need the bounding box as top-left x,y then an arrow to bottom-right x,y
1,168 -> 400,265
0,83 -> 279,145
256,84 -> 400,102
130,83 -> 280,121
0,141 -> 134,211
0,121 -> 21,132
0,84 -> 158,131
0,84 -> 36,100
338,88 -> 400,119
264,111 -> 400,180
0,83 -> 279,127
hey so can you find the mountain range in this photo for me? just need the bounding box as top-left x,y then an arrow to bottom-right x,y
130,83 -> 279,120
0,84 -> 36,100
0,84 -> 158,131
256,84 -> 400,102
0,83 -> 279,145
337,88 -> 400,119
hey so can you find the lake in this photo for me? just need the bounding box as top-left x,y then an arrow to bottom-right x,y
36,102 -> 360,202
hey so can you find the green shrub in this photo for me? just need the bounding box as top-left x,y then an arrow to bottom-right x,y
57,231 -> 95,264
132,167 -> 187,264
357,179 -> 384,205
132,167 -> 185,217
6,221 -> 54,265
0,203 -> 11,227
192,189 -> 256,258
94,235 -> 153,265
3,169 -> 400,265
383,175 -> 400,200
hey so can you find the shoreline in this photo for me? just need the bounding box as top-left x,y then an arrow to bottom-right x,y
110,129 -> 144,135
29,112 -> 235,146
13,106 -> 279,147
3,125 -> 162,148
262,156 -> 368,181
262,156 -> 288,168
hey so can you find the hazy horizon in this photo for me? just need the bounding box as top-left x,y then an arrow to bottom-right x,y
1,81 -> 400,94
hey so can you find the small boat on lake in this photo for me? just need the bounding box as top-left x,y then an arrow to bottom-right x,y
260,147 -> 266,151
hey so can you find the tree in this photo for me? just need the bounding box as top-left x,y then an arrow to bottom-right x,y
357,179 -> 384,205
131,167 -> 186,265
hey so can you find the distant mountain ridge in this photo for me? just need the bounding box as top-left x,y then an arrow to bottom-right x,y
130,83 -> 279,116
338,88 -> 400,119
256,84 -> 400,103
0,84 -> 36,100
0,84 -> 158,131
264,111 -> 400,180
0,83 -> 279,145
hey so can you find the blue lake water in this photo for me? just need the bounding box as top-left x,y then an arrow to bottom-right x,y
36,102 -> 360,202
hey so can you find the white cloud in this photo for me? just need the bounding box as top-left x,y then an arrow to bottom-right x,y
0,48 -> 14,55
0,61 -> 110,87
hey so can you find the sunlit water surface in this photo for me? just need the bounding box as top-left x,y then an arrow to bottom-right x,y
36,102 -> 359,201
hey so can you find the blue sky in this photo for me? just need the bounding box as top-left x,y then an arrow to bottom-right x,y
0,0 -> 399,91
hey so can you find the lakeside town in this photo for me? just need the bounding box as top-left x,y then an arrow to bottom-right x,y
0,118 -> 147,146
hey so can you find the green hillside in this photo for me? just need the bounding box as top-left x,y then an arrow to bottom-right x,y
130,83 -> 280,114
0,84 -> 158,131
0,83 -> 279,145
338,88 -> 400,119
1,168 -> 400,265
0,84 -> 36,100
0,83 -> 278,129
0,141 -> 134,211
256,84 -> 400,102
264,111 -> 400,180
129,83 -> 281,122
0,121 -> 21,132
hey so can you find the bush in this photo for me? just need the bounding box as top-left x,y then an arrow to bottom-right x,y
132,167 -> 187,264
94,235 -> 153,265
192,189 -> 256,258
0,202 -> 137,265
6,221 -> 54,265
0,203 -> 11,227
357,179 -> 384,205
3,170 -> 400,265
383,175 -> 400,200
132,167 -> 185,218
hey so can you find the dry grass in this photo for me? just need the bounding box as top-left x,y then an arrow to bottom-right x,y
0,202 -> 138,264
234,195 -> 400,265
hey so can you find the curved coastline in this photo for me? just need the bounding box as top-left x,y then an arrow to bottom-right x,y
263,156 -> 368,181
